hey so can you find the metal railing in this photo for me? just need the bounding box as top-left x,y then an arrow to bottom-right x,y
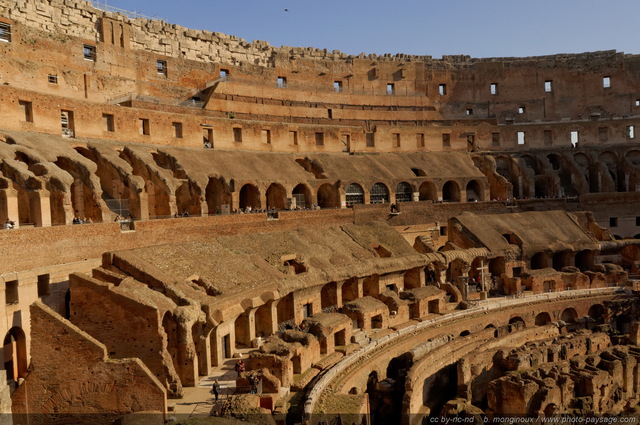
91,1 -> 162,21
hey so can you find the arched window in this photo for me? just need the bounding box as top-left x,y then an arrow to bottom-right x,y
370,183 -> 389,204
345,183 -> 364,206
395,182 -> 413,202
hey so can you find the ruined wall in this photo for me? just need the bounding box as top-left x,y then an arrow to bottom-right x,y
11,302 -> 166,424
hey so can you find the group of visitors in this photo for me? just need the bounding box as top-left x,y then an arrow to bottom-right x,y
4,218 -> 15,229
72,216 -> 93,224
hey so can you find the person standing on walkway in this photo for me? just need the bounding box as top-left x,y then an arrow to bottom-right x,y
212,379 -> 220,401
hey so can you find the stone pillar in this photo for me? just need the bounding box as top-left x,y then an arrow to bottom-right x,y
363,191 -> 371,205
231,191 -> 240,212
259,193 -> 267,211
0,188 -> 19,228
412,191 -> 419,202
138,191 -> 150,220
29,190 -> 51,227
340,191 -> 347,208
335,282 -> 344,308
389,193 -> 396,205
629,322 -> 640,346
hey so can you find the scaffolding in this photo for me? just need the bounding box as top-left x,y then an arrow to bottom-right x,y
91,1 -> 162,21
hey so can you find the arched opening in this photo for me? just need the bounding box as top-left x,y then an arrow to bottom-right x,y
255,302 -> 274,339
3,327 -> 27,382
234,311 -> 251,349
317,183 -> 340,208
345,183 -> 364,206
560,308 -> 578,323
205,177 -> 231,215
442,181 -> 460,202
363,275 -> 379,297
465,180 -> 483,202
395,181 -> 413,203
535,312 -> 552,326
459,330 -> 471,337
176,181 -> 202,216
419,181 -> 438,201
320,282 -> 338,310
552,251 -> 572,271
588,304 -> 605,324
574,152 -> 597,193
530,252 -> 549,270
341,277 -> 359,303
239,184 -> 260,211
265,183 -> 287,210
575,250 -> 593,272
276,293 -> 294,327
370,182 -> 389,204
292,184 -> 312,209
403,268 -> 422,290
598,151 -> 624,192
509,316 -> 526,328
547,154 -> 576,197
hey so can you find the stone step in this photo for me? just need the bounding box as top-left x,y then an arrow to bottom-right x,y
291,367 -> 320,391
313,351 -> 344,371
351,329 -> 370,346
336,342 -> 360,356
369,328 -> 395,341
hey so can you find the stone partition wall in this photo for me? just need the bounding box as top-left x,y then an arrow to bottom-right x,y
11,302 -> 166,424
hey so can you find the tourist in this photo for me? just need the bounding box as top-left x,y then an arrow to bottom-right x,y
4,218 -> 14,229
211,379 -> 220,401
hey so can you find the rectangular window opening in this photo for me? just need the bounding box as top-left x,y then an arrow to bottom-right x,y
438,84 -> 447,96
490,83 -> 498,95
466,108 -> 473,116
262,129 -> 271,144
544,130 -> 553,146
570,131 -> 579,147
599,127 -> 608,142
603,76 -> 611,88
334,81 -> 343,92
636,216 -> 640,226
203,128 -> 213,148
492,132 -> 500,146
37,274 -> 50,297
517,131 -> 525,145
636,99 -> 640,107
233,127 -> 243,143
47,74 -> 58,84
417,133 -> 425,148
172,122 -> 183,138
220,69 -> 229,79
0,22 -> 11,42
387,83 -> 395,95
366,133 -> 375,148
19,100 -> 33,123
277,76 -> 287,88
61,110 -> 75,137
442,133 -> 451,148
315,132 -> 324,146
544,80 -> 552,93
83,44 -> 96,61
518,106 -> 525,114
139,118 -> 150,136
393,133 -> 400,148
6,280 -> 18,304
627,125 -> 635,139
103,113 -> 114,132
290,130 -> 298,145
156,60 -> 167,76
609,217 -> 618,228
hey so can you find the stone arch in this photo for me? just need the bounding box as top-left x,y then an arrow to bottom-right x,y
341,277 -> 359,303
519,154 -> 542,175
363,275 -> 380,297
266,183 -> 287,210
292,183 -> 312,209
418,181 -> 438,201
3,326 -> 27,381
395,181 -> 413,203
317,183 -> 340,208
509,316 -> 526,326
442,180 -> 460,202
276,293 -> 295,326
320,282 -> 338,310
255,302 -> 274,339
573,152 -> 598,193
465,180 -> 483,202
176,181 -> 202,216
560,308 -> 578,323
552,251 -> 572,271
588,304 -> 606,324
370,182 -> 390,204
575,250 -> 594,272
403,268 -> 422,290
234,310 -> 251,348
530,252 -> 550,270
345,183 -> 364,206
239,183 -> 260,211
547,153 -> 577,197
205,177 -> 231,215
535,312 -> 552,326
598,151 -> 624,192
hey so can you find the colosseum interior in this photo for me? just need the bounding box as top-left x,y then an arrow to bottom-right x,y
0,1 -> 640,424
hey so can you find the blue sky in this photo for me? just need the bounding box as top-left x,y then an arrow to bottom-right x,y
96,0 -> 640,58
